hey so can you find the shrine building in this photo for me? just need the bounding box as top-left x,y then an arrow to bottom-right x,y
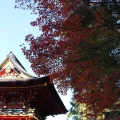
0,52 -> 67,120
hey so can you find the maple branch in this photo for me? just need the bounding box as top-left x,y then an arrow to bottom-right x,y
64,36 -> 120,63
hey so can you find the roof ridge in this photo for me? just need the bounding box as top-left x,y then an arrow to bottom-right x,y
0,52 -> 36,78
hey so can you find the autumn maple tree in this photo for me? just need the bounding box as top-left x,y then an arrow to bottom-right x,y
15,0 -> 120,118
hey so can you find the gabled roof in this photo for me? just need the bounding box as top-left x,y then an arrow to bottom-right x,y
0,52 -> 67,117
0,52 -> 35,78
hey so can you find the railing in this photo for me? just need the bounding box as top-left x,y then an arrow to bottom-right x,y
0,108 -> 35,115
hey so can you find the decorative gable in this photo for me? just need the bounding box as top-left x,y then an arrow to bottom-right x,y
0,52 -> 35,79
0,66 -> 19,78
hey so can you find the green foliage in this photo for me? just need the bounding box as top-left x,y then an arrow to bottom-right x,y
74,4 -> 95,28
67,98 -> 81,120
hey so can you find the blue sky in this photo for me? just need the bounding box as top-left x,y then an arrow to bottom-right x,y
0,0 -> 39,75
0,1 -> 71,120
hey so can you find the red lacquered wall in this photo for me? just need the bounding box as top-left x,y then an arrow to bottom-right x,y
0,115 -> 37,120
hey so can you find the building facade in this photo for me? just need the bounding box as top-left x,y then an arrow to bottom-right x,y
0,52 -> 67,120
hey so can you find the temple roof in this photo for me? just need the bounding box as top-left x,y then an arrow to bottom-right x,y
0,52 -> 67,118
0,52 -> 35,79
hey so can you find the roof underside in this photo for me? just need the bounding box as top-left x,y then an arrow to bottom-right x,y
0,76 -> 67,117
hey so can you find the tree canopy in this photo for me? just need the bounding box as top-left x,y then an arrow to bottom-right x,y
15,0 -> 120,118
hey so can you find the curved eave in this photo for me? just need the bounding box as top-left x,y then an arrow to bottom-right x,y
9,53 -> 36,78
48,84 -> 68,114
0,57 -> 9,68
0,76 -> 67,115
